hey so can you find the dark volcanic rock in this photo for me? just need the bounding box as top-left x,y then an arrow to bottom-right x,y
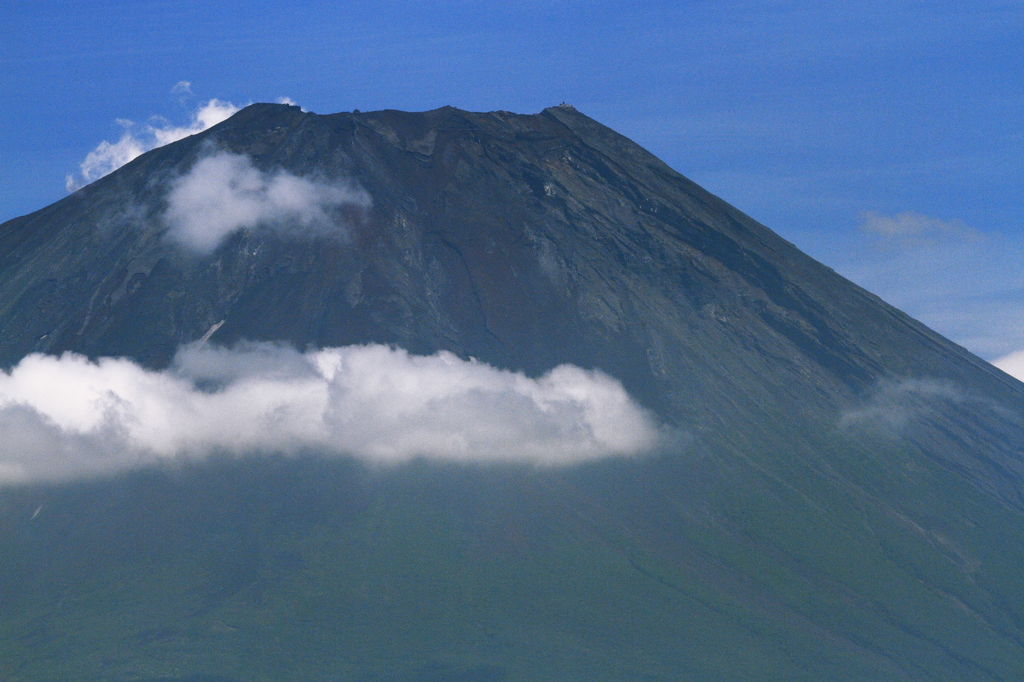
1,102 -> 1021,498
1,104 -> 1024,681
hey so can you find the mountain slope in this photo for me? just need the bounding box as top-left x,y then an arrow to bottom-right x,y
1,104 -> 1023,681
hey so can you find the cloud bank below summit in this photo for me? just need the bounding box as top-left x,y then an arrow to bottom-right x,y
0,343 -> 661,483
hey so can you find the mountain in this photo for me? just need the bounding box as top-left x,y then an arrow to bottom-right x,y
1,103 -> 1024,681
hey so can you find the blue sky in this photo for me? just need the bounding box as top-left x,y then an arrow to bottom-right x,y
2,1 -> 1023,369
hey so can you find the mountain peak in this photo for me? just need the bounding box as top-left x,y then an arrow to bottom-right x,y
2,104 -> 1024,680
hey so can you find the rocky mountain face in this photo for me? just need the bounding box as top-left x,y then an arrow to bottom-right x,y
1,104 -> 1024,681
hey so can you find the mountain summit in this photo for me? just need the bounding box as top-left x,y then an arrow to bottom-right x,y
1,104 -> 1024,681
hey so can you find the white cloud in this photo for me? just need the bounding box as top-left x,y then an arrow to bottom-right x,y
65,123 -> 148,192
840,378 -> 967,432
859,210 -> 977,244
171,81 -> 192,95
66,99 -> 240,191
808,211 -> 1024,360
163,151 -> 371,254
992,351 -> 1024,383
0,343 -> 661,483
276,96 -> 309,112
151,99 -> 239,147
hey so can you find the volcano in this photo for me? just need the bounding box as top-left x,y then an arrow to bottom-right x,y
1,103 -> 1023,681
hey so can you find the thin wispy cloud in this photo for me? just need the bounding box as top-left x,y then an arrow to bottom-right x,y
163,151 -> 371,254
150,99 -> 238,147
859,210 -> 980,248
840,378 -> 967,433
276,96 -> 305,111
65,99 -> 240,191
0,343 -> 661,483
811,210 -> 1024,361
